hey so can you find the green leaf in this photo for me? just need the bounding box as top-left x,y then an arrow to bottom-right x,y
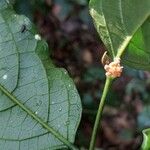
122,18 -> 150,70
0,1 -> 82,149
89,0 -> 150,70
142,128 -> 150,150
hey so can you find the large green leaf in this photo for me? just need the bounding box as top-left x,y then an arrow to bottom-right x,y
89,0 -> 150,70
0,0 -> 82,149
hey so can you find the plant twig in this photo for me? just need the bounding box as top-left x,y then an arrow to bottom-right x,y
89,77 -> 113,150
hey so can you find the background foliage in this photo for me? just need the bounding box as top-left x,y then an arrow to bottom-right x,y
12,0 -> 150,149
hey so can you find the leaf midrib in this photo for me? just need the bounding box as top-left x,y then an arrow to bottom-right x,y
0,84 -> 77,150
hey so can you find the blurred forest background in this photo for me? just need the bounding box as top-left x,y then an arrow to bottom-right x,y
12,0 -> 150,149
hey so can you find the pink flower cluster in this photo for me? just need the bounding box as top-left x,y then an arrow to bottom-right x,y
104,57 -> 123,78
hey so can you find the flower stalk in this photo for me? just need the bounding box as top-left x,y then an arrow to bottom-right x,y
89,54 -> 123,150
89,76 -> 113,150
